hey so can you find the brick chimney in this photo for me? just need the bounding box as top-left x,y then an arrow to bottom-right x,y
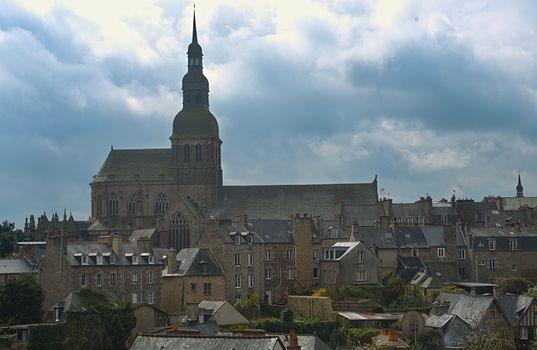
388,329 -> 397,342
111,234 -> 122,256
287,330 -> 301,350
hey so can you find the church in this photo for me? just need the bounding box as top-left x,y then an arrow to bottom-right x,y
89,13 -> 379,250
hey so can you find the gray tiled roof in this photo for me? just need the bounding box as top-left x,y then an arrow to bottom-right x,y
168,248 -> 224,276
355,227 -> 397,249
394,227 -> 428,248
436,293 -> 494,327
0,258 -> 36,275
129,228 -> 158,242
93,148 -> 172,183
421,226 -> 445,247
130,334 -> 284,350
496,294 -> 534,326
210,182 -> 378,220
344,204 -> 381,226
249,219 -> 293,243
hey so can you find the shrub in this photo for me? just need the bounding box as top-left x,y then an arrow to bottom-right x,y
347,328 -> 382,346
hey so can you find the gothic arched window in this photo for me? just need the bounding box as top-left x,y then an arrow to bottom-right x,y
108,194 -> 119,216
184,145 -> 190,162
196,144 -> 202,161
170,212 -> 190,251
155,194 -> 168,215
127,195 -> 137,216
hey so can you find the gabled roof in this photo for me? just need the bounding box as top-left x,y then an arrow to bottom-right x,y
130,334 -> 285,350
93,148 -> 172,183
496,294 -> 534,326
199,300 -> 226,314
210,182 -> 378,220
394,227 -> 428,248
355,227 -> 397,249
129,228 -> 158,242
167,248 -> 223,276
248,219 -> 293,243
0,258 -> 36,275
426,313 -> 454,328
436,293 -> 494,327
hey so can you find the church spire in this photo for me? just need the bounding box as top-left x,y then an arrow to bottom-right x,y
192,7 -> 198,44
516,173 -> 524,198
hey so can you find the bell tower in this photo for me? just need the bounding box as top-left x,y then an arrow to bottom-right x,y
170,10 -> 223,208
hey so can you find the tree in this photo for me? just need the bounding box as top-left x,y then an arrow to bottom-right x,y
417,329 -> 444,350
384,274 -> 406,304
495,277 -> 532,295
280,307 -> 294,322
63,288 -> 136,350
0,220 -> 25,257
0,273 -> 44,324
461,315 -> 515,350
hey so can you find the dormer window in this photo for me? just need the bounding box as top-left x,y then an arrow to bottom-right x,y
196,145 -> 202,161
148,256 -> 155,264
110,255 -> 116,264
96,255 -> 103,265
81,256 -> 88,265
235,234 -> 241,245
200,261 -> 208,275
132,256 -> 139,265
247,235 -> 253,245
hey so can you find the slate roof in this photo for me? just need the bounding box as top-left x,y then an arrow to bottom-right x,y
210,182 -> 378,220
436,293 -> 494,327
425,313 -> 454,328
0,258 -> 36,275
355,227 -> 397,249
425,262 -> 461,283
166,248 -> 224,276
496,294 -> 534,326
130,334 -> 284,350
470,227 -> 537,250
66,241 -> 164,266
394,227 -> 428,248
199,300 -> 226,314
392,202 -> 425,218
129,228 -> 158,242
421,226 -> 445,247
93,148 -> 172,183
397,256 -> 426,283
344,204 -> 381,226
248,219 -> 293,243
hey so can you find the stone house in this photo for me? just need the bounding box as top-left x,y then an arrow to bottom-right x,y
39,233 -> 165,312
161,248 -> 225,316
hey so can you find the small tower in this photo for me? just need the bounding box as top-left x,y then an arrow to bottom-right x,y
516,173 -> 524,198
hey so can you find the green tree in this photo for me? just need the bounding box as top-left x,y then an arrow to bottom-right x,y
384,274 -> 406,304
280,308 -> 294,322
63,288 -> 136,350
0,273 -> 44,325
417,329 -> 444,350
0,221 -> 23,257
495,277 -> 532,295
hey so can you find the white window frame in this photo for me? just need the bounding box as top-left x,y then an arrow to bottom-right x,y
132,271 -> 138,283
147,271 -> 154,284
147,291 -> 154,305
313,250 -> 320,261
441,214 -> 448,225
235,274 -> 242,288
234,253 -> 241,267
411,248 -> 419,257
265,249 -> 272,261
247,253 -> 254,267
489,258 -> 496,271
148,256 -> 155,264
459,249 -> 466,260
80,274 -> 87,287
96,273 -> 103,287
247,235 -> 253,245
509,239 -> 518,250
357,251 -> 364,263
286,249 -> 293,260
235,235 -> 241,245
81,256 -> 88,265
418,216 -> 425,226
287,268 -> 294,280
356,270 -> 367,281
488,240 -> 496,251
248,274 -> 254,288
110,255 -> 116,264
437,248 -> 446,258
313,267 -> 320,279
265,267 -> 272,280
132,255 -> 139,265
521,327 -> 528,340
96,255 -> 103,265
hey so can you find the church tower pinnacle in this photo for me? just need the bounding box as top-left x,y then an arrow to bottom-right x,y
516,173 -> 524,198
170,9 -> 223,206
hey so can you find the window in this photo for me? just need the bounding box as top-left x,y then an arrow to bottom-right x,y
437,248 -> 446,258
247,235 -> 254,245
357,251 -> 364,263
459,267 -> 465,278
235,234 -> 241,245
248,274 -> 254,288
313,250 -> 320,260
131,293 -> 138,304
265,249 -> 272,261
132,271 -> 138,283
148,292 -> 154,305
81,255 -> 88,265
148,256 -> 155,264
488,240 -> 496,250
235,274 -> 242,288
147,271 -> 154,284
110,255 -> 116,264
287,268 -> 294,280
441,214 -> 448,225
196,144 -> 202,161
509,239 -> 518,250
418,216 -> 425,226
191,283 -> 197,292
356,271 -> 367,281
80,274 -> 87,287
132,256 -> 139,265
489,258 -> 496,271
127,195 -> 137,216
203,283 -> 211,296
459,249 -> 466,260
96,255 -> 103,265
286,249 -> 293,260
411,249 -> 418,257
155,194 -> 168,215
184,145 -> 190,162
234,253 -> 241,267
108,194 -> 119,216
521,327 -> 528,340
201,261 -> 208,275
96,273 -> 103,287
110,273 -> 116,286
170,212 -> 190,251
313,268 -> 320,279
247,253 -> 254,267
235,295 -> 241,304
265,267 -> 272,280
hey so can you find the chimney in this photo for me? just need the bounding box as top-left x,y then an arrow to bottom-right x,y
111,234 -> 122,256
287,329 -> 301,350
167,249 -> 177,274
388,329 -> 397,342
137,237 -> 153,253
349,218 -> 359,242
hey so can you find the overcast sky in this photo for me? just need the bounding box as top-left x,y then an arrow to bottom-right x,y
1,0 -> 537,228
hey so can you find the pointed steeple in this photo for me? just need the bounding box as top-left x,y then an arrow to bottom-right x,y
192,7 -> 198,44
516,173 -> 524,198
